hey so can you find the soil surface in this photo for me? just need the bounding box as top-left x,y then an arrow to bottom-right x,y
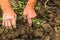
0,0 -> 60,40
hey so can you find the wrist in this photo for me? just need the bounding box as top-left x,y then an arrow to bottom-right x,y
3,9 -> 15,14
25,6 -> 34,9
26,0 -> 36,8
3,8 -> 14,13
0,0 -> 13,13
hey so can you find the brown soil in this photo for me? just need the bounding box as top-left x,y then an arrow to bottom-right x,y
0,0 -> 60,40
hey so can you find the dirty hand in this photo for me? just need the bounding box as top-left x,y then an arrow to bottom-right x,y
23,7 -> 36,26
2,11 -> 17,30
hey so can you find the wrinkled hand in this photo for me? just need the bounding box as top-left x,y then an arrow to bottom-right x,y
23,7 -> 36,26
2,11 -> 17,30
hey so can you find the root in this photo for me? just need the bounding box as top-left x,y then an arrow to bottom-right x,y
44,0 -> 49,9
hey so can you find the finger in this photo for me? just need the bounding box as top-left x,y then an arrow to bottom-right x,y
7,19 -> 13,30
2,20 -> 5,28
4,20 -> 8,29
12,18 -> 16,29
23,15 -> 27,20
32,13 -> 36,18
23,15 -> 27,23
27,17 -> 32,26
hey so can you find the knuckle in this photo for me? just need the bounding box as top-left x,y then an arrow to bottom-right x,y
15,14 -> 17,16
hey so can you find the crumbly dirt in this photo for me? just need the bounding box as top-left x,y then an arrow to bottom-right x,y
0,0 -> 60,40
